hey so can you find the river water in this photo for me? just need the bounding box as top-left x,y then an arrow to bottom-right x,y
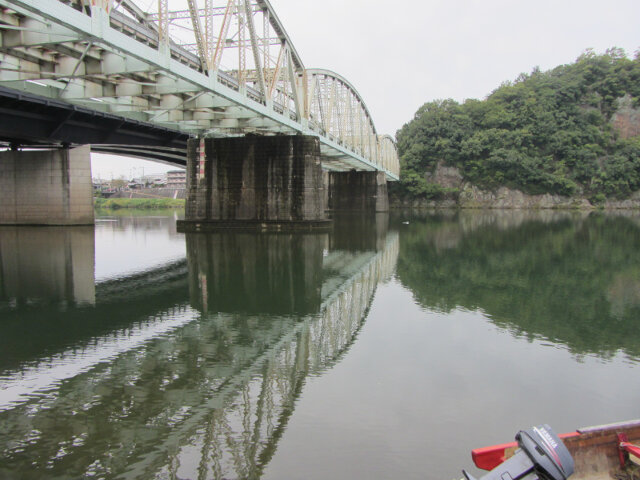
0,209 -> 638,480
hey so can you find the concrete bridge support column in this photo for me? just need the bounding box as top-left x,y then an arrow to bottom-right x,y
0,146 -> 94,225
327,170 -> 389,212
179,135 -> 331,231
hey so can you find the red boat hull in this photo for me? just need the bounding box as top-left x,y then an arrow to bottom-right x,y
472,420 -> 640,479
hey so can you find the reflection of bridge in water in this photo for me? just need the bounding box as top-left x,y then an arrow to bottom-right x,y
0,216 -> 398,479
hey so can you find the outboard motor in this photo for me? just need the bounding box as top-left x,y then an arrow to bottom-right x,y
463,425 -> 574,480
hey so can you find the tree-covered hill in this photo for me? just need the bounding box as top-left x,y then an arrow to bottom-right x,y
394,49 -> 640,203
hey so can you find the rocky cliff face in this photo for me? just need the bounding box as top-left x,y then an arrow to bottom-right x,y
424,161 -> 464,189
393,179 -> 640,209
457,184 -> 592,209
392,163 -> 640,209
612,95 -> 640,139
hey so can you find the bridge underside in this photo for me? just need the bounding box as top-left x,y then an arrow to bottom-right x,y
0,86 -> 190,163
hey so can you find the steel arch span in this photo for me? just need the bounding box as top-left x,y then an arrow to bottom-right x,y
0,0 -> 399,179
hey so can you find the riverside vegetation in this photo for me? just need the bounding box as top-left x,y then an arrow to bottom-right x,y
392,49 -> 640,207
94,197 -> 185,209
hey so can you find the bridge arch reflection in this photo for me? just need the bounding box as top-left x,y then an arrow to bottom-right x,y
0,215 -> 398,479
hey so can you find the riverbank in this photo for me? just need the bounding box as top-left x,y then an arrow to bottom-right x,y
94,190 -> 640,211
391,183 -> 640,210
94,197 -> 185,210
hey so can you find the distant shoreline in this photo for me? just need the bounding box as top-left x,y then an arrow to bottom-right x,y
94,197 -> 185,210
391,183 -> 640,210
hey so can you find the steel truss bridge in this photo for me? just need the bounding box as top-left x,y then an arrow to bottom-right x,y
0,0 -> 399,179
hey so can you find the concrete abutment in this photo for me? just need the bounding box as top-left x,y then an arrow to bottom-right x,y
0,146 -> 94,225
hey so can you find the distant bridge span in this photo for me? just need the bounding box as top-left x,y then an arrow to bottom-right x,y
0,0 -> 399,179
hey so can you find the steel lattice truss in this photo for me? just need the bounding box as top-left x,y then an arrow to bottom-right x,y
0,0 -> 399,178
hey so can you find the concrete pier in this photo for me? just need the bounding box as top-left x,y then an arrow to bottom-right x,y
0,146 -> 94,225
179,135 -> 330,231
327,170 -> 389,212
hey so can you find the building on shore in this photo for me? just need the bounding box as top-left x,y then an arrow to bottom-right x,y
167,170 -> 186,189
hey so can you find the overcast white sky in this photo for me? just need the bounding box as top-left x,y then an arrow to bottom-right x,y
92,0 -> 640,179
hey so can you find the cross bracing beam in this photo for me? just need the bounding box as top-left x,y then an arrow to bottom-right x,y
0,0 -> 399,179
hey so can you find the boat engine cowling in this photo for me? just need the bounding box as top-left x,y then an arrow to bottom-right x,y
463,425 -> 575,480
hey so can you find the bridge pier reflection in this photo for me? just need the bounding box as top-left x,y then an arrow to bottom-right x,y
0,225 -> 95,306
331,212 -> 390,251
186,232 -> 326,314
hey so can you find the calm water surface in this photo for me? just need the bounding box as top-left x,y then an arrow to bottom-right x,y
0,209 -> 638,479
